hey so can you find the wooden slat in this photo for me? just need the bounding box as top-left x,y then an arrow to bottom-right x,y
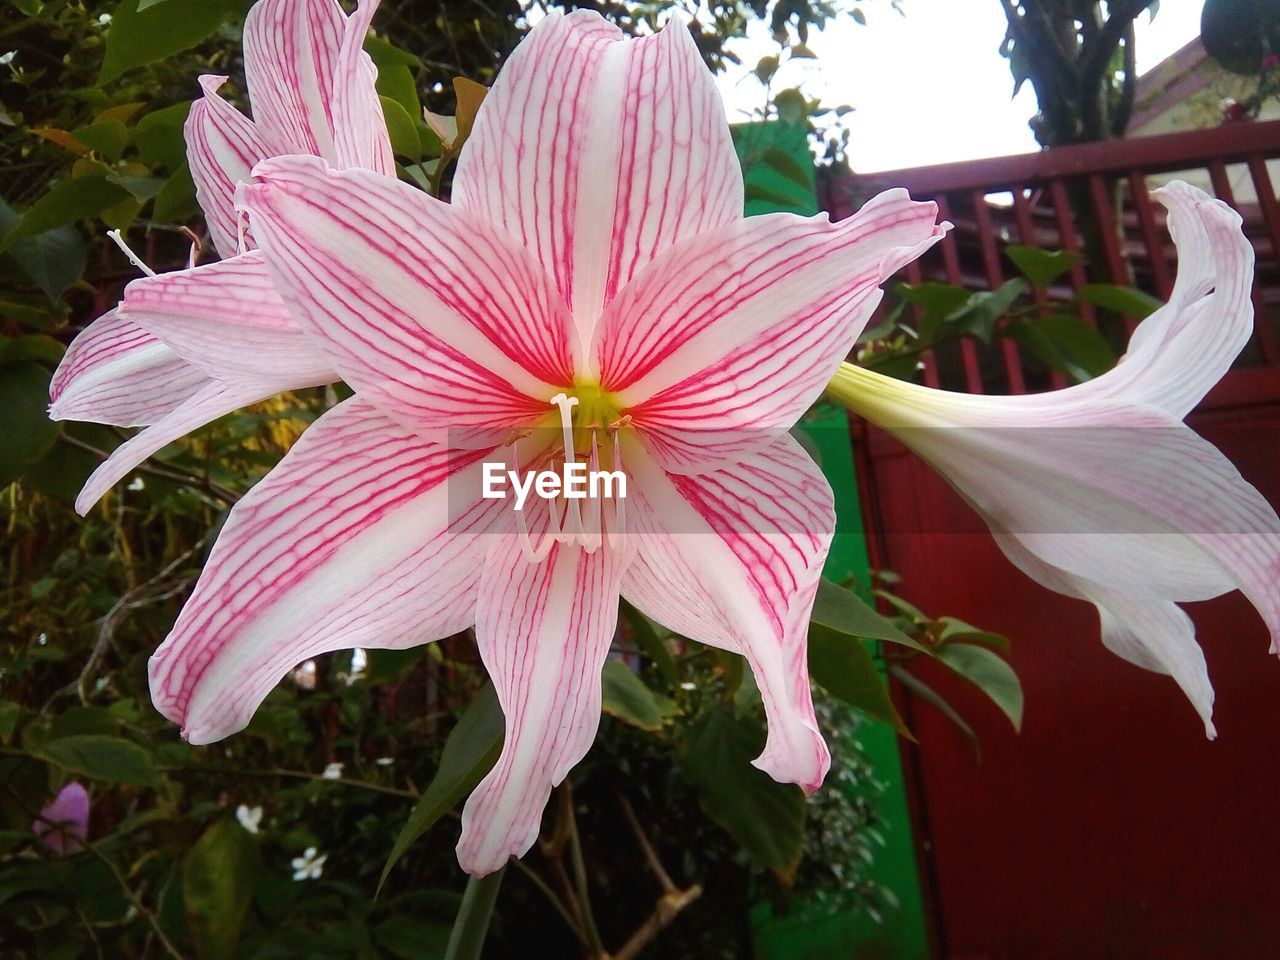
970,188 -> 1026,393
935,194 -> 984,392
1012,187 -> 1068,389
1128,170 -> 1174,300
1088,173 -> 1138,333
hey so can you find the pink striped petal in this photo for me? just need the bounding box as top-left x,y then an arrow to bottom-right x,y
148,397 -> 502,744
328,0 -> 395,176
621,434 -> 833,791
120,251 -> 335,387
74,379 -> 274,515
239,156 -> 574,442
457,535 -> 625,875
186,76 -> 274,259
49,309 -> 210,427
597,190 -> 944,472
242,0 -> 345,159
452,11 -> 743,354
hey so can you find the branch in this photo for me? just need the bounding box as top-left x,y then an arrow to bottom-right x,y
1080,0 -> 1157,117
613,886 -> 703,960
1112,20 -> 1138,137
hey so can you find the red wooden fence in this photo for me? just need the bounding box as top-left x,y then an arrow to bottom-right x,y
822,122 -> 1280,959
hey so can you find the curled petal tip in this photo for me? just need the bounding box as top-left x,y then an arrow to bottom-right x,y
196,74 -> 229,97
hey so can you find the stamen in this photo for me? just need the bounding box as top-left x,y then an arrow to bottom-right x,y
549,392 -> 579,465
236,208 -> 248,256
510,439 -> 554,564
106,229 -> 157,278
180,226 -> 202,269
607,429 -> 627,549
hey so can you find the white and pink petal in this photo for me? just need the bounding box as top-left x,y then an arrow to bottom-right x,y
622,434 -> 834,791
239,157 -> 574,443
148,397 -> 503,744
457,533 -> 626,876
120,251 -> 335,388
452,12 -> 744,350
49,309 -> 210,428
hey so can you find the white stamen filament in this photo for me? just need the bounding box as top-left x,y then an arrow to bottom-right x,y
514,393 -> 627,562
106,229 -> 157,278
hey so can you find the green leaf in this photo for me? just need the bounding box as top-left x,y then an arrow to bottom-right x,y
0,701 -> 20,744
890,664 -> 980,754
380,96 -> 421,161
0,362 -> 58,485
133,101 -> 192,170
0,197 -> 86,302
1005,245 -> 1080,289
1004,314 -> 1116,382
773,87 -> 807,125
620,599 -> 678,685
107,173 -> 165,202
601,661 -> 674,732
153,162 -> 197,223
810,577 -> 924,650
71,121 -> 129,161
935,643 -> 1023,731
808,624 -> 908,734
761,146 -> 813,191
364,34 -> 422,69
678,706 -> 806,876
1075,283 -> 1164,319
452,77 -> 488,146
34,734 -> 159,787
0,176 -> 130,250
100,0 -> 242,84
948,277 -> 1027,343
380,684 -> 504,891
183,818 -> 259,960
376,63 -> 420,122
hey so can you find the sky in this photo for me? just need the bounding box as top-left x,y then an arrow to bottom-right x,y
714,0 -> 1204,173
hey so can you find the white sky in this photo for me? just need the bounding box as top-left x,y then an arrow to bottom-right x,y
715,0 -> 1204,172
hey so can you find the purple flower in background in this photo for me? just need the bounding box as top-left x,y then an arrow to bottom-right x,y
33,782 -> 89,856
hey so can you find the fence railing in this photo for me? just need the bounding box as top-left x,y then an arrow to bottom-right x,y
821,120 -> 1280,400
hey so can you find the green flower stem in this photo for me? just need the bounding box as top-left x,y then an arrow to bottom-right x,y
444,866 -> 506,960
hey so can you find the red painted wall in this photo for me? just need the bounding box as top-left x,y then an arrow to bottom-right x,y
857,380 -> 1280,959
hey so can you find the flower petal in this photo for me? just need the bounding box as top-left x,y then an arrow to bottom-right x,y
598,190 -> 944,472
242,0 -> 345,159
457,536 -> 625,875
622,434 -> 833,791
120,251 -> 335,387
49,309 -> 210,427
73,379 -> 275,515
1052,181 -> 1253,419
239,156 -> 574,442
831,364 -> 1280,713
148,397 -> 502,744
453,11 -> 744,355
996,534 -> 1216,737
328,0 -> 395,175
186,76 -> 274,259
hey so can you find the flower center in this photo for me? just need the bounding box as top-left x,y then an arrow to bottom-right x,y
512,383 -> 631,563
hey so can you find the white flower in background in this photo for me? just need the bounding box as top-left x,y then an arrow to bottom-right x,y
290,847 -> 326,881
374,757 -> 393,767
321,762 -> 343,780
340,647 -> 368,686
235,804 -> 263,834
0,52 -> 16,66
292,659 -> 316,690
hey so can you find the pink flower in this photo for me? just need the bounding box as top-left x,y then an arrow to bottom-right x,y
49,0 -> 392,515
33,782 -> 90,856
145,9 -> 945,875
829,182 -> 1280,737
